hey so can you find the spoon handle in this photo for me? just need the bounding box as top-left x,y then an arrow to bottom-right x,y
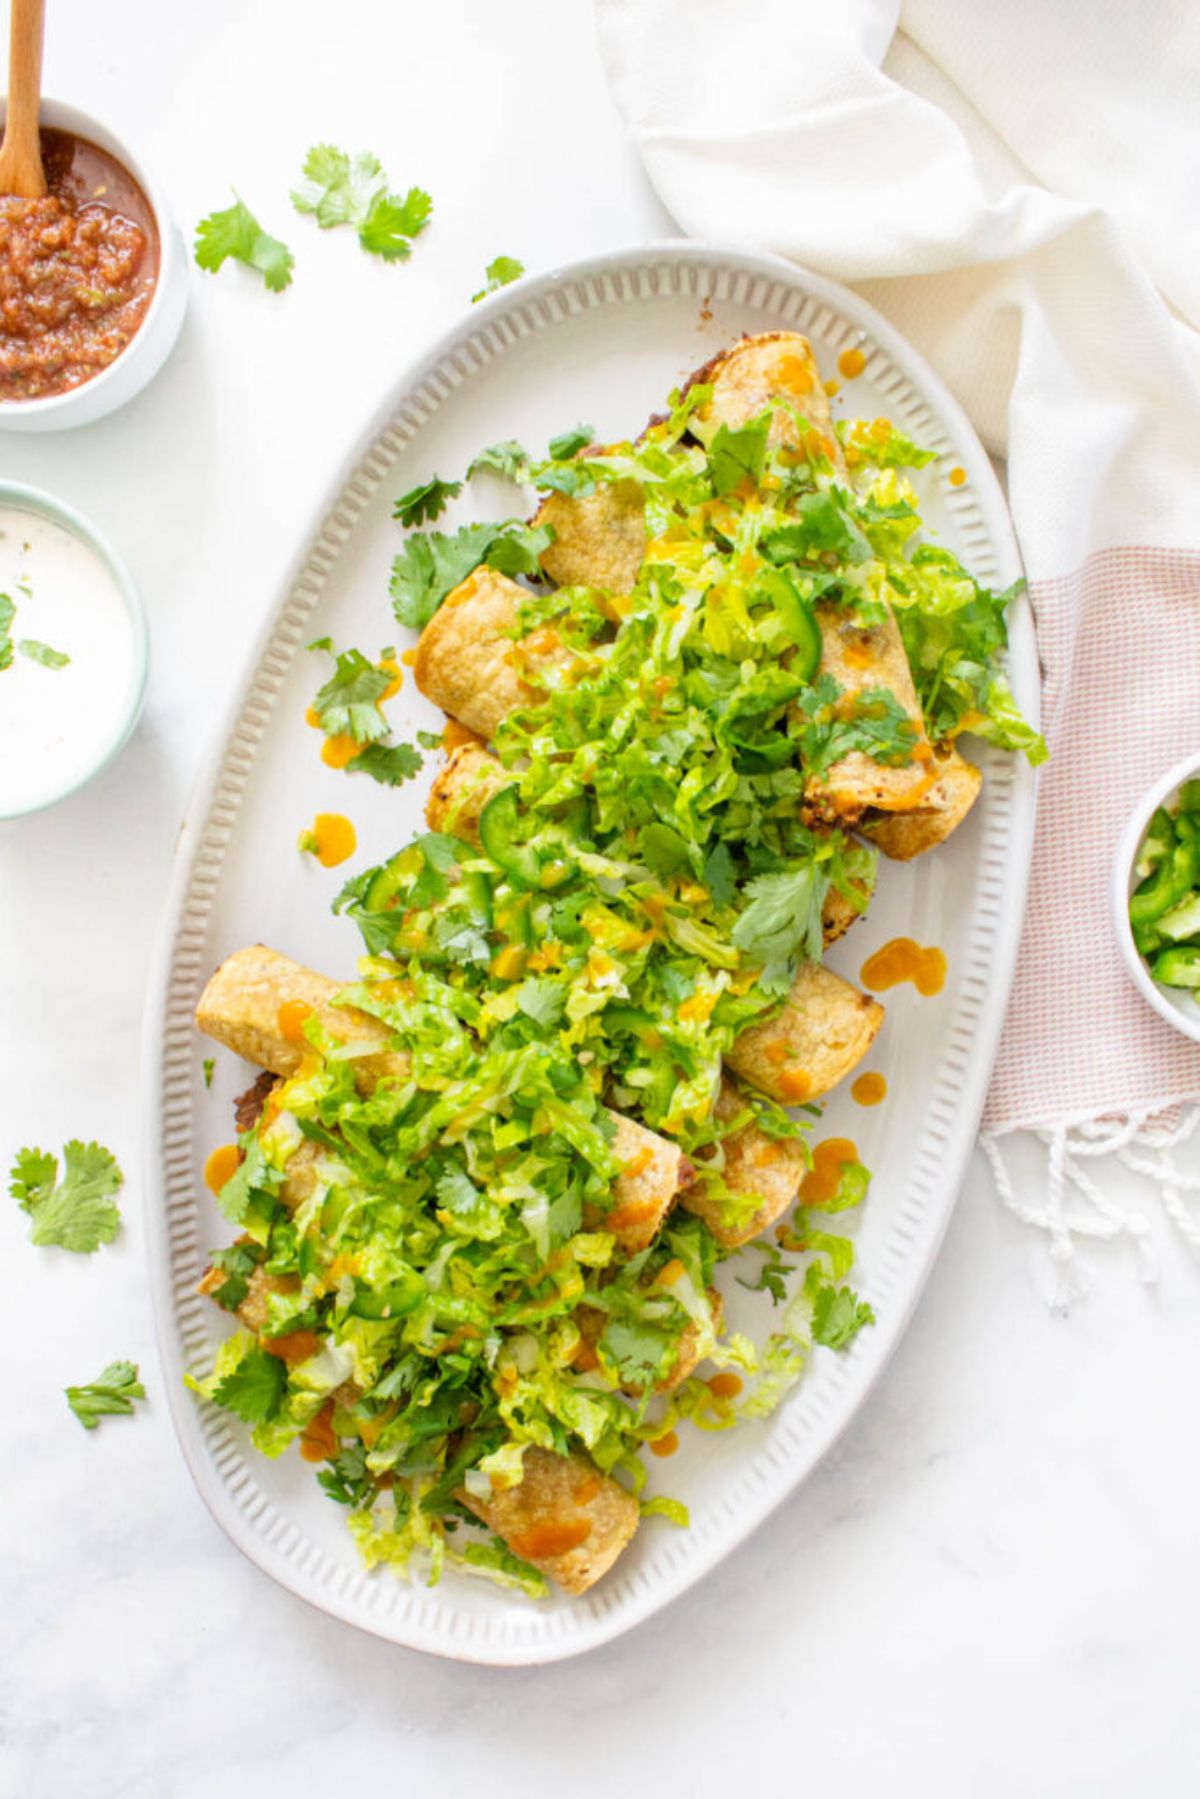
0,0 -> 47,199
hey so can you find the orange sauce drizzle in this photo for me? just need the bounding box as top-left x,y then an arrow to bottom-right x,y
320,733 -> 360,770
379,655 -> 403,699
778,1068 -> 813,1103
510,1519 -> 592,1560
860,937 -> 947,996
302,812 -> 357,868
800,1138 -> 859,1205
304,704 -> 322,729
949,465 -> 967,487
400,648 -> 418,667
441,718 -> 480,750
262,1328 -> 321,1367
838,346 -> 867,379
851,1071 -> 888,1107
771,351 -> 814,395
299,1401 -> 339,1464
277,998 -> 314,1047
648,1430 -> 680,1458
204,1143 -> 241,1194
707,1373 -> 743,1400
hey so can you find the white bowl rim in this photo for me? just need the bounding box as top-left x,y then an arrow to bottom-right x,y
0,95 -> 182,421
0,479 -> 149,819
1111,748 -> 1200,1042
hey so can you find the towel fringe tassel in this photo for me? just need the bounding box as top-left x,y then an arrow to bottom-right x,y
981,1105 -> 1200,1309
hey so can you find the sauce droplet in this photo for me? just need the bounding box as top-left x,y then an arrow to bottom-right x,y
838,346 -> 867,379
320,733 -> 360,769
949,465 -> 967,487
823,378 -> 841,397
800,1138 -> 859,1205
277,998 -> 314,1046
204,1143 -> 241,1194
707,1372 -> 743,1399
304,704 -> 322,729
303,813 -> 357,869
851,1071 -> 888,1106
860,937 -> 947,996
649,1429 -> 680,1458
400,648 -> 418,668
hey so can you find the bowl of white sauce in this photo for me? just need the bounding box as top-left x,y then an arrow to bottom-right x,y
0,481 -> 147,819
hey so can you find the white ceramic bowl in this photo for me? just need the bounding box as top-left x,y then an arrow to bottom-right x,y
1111,751 -> 1200,1041
0,98 -> 187,432
0,479 -> 148,818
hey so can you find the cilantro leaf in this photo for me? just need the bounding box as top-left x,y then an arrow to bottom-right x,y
515,976 -> 566,1029
393,476 -> 463,529
291,146 -> 431,261
703,841 -> 737,909
309,644 -> 390,743
65,1360 -> 145,1431
472,255 -> 525,302
468,440 -> 532,483
736,1241 -> 791,1304
709,419 -> 769,496
348,740 -> 425,786
359,187 -> 432,260
194,198 -> 294,292
484,521 -> 555,580
389,519 -> 549,630
0,592 -> 14,668
600,1318 -> 676,1389
390,522 -> 502,631
731,867 -> 825,975
9,1140 -> 122,1252
18,638 -> 69,669
761,492 -> 871,567
211,1347 -> 286,1424
547,424 -> 594,461
810,1283 -> 875,1350
206,1240 -> 262,1311
202,1058 -> 215,1089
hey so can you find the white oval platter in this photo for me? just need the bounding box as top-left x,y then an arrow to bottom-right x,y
144,241 -> 1039,1665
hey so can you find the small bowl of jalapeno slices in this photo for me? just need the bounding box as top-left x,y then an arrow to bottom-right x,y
1113,752 -> 1200,1041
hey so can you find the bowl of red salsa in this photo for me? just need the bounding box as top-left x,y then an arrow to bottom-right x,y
0,99 -> 186,430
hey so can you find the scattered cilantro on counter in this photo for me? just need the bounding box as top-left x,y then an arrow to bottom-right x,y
9,1140 -> 123,1252
291,146 -> 432,262
194,198 -> 294,292
65,1361 -> 146,1431
471,255 -> 524,302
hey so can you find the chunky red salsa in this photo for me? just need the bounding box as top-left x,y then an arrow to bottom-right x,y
0,128 -> 159,402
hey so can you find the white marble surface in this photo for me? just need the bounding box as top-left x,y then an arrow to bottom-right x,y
2,4 -> 1198,1794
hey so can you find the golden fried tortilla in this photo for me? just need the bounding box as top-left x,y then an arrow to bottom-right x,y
534,472 -> 646,594
810,601 -> 936,817
458,1446 -> 639,1596
860,742 -> 983,859
680,1075 -> 809,1248
693,331 -> 845,466
425,741 -> 510,843
195,947 -> 410,1093
413,567 -> 545,741
726,961 -> 884,1104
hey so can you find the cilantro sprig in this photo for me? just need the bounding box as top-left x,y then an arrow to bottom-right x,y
194,198 -> 294,293
471,255 -> 524,302
65,1360 -> 146,1431
9,1140 -> 123,1252
291,146 -> 432,262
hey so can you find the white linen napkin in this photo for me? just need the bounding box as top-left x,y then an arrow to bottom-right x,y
595,0 -> 1200,1274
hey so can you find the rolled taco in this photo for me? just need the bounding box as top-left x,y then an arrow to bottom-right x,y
457,1445 -> 639,1596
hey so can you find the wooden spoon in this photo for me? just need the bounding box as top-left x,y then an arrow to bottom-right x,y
0,0 -> 46,198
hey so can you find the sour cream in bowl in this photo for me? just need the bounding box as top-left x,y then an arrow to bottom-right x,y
0,483 -> 147,819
